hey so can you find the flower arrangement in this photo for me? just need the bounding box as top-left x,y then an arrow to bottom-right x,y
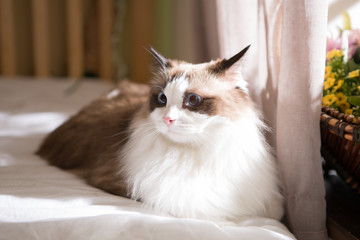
323,13 -> 360,118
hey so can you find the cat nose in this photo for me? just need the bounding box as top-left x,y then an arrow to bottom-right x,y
163,116 -> 176,127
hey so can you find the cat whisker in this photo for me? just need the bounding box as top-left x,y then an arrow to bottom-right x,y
132,126 -> 159,140
107,129 -> 130,139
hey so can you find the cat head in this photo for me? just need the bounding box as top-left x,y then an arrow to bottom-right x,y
147,46 -> 252,144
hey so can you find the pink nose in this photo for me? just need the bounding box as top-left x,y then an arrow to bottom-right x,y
163,117 -> 176,126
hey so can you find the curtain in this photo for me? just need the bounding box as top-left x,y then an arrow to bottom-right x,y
205,0 -> 329,239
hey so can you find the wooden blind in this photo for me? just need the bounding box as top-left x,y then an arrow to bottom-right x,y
0,0 -> 116,81
0,0 -> 160,83
0,0 -> 17,75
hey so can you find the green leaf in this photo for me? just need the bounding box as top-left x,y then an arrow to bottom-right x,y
348,96 -> 360,106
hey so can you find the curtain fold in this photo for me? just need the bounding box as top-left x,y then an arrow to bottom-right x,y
211,1 -> 329,239
276,1 -> 328,239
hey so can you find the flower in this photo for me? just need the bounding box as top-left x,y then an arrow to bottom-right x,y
324,66 -> 336,80
322,94 -> 337,106
336,92 -> 347,102
333,79 -> 344,91
326,37 -> 342,52
348,69 -> 360,78
323,13 -> 360,118
326,49 -> 343,60
348,29 -> 360,58
345,109 -> 353,115
324,77 -> 335,90
325,66 -> 332,77
337,100 -> 351,113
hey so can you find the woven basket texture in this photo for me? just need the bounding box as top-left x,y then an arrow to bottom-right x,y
321,107 -> 360,194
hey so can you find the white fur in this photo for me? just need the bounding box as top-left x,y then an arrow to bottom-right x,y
106,89 -> 120,99
119,77 -> 283,223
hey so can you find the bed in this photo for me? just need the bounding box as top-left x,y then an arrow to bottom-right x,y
0,77 -> 295,240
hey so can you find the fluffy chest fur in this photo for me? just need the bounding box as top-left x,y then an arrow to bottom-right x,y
121,104 -> 283,222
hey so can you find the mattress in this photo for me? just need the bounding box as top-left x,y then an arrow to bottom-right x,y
0,77 -> 295,240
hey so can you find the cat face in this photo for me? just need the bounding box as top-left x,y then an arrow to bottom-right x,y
150,72 -> 216,143
148,46 -> 251,144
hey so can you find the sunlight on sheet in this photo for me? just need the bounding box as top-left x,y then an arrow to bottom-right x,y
0,195 -> 140,222
0,112 -> 68,137
0,154 -> 15,166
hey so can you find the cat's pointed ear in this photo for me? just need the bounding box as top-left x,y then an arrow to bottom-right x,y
148,46 -> 171,69
209,45 -> 250,92
210,45 -> 250,74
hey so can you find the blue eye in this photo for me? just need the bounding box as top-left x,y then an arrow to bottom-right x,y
157,92 -> 167,105
186,94 -> 202,107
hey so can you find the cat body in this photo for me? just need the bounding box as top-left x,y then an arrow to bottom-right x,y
37,46 -> 284,222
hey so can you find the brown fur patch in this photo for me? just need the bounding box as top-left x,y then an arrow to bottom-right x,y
206,59 -> 224,75
182,92 -> 217,116
178,65 -> 251,120
149,93 -> 165,112
36,81 -> 150,196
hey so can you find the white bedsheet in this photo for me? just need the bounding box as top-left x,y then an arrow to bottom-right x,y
0,78 -> 295,240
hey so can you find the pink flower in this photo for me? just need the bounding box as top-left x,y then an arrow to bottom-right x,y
326,37 -> 342,52
348,29 -> 360,58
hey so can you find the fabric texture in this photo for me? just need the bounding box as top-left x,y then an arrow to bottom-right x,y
210,1 -> 329,239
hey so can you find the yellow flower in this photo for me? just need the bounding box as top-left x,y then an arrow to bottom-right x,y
325,66 -> 332,74
333,79 -> 344,91
336,93 -> 349,112
324,77 -> 335,90
345,109 -> 353,115
322,94 -> 337,106
326,49 -> 343,60
325,66 -> 332,79
348,69 -> 360,78
336,100 -> 350,113
336,92 -> 347,102
325,70 -> 335,80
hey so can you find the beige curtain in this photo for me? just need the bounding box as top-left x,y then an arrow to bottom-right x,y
206,0 -> 328,239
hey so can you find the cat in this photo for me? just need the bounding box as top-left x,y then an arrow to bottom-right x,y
36,45 -> 284,223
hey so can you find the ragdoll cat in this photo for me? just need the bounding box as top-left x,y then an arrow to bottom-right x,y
36,45 -> 284,222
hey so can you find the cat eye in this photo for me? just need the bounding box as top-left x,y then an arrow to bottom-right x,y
157,92 -> 167,105
185,94 -> 202,107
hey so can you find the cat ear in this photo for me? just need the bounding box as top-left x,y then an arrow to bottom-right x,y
210,45 -> 250,74
148,46 -> 171,69
209,45 -> 250,91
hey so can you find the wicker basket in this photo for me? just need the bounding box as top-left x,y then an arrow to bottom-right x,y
321,106 -> 360,193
